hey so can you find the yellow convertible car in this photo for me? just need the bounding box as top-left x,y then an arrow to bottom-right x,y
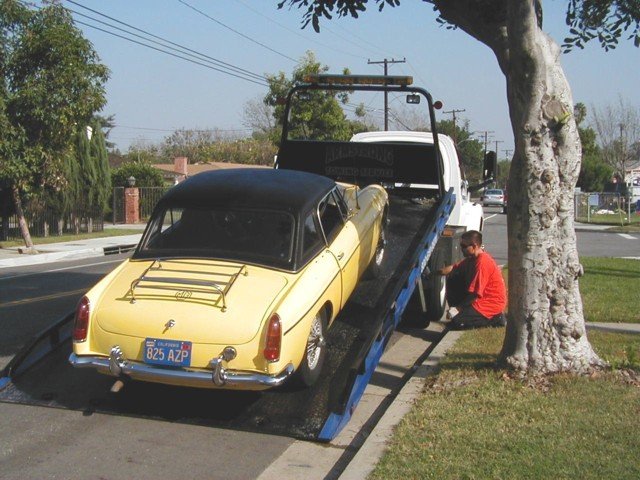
70,168 -> 388,390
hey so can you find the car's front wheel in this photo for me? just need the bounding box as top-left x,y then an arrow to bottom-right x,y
367,214 -> 387,279
296,309 -> 327,387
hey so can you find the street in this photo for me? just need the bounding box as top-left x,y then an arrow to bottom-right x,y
0,214 -> 638,479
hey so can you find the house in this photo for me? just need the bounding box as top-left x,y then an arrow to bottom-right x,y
154,157 -> 268,185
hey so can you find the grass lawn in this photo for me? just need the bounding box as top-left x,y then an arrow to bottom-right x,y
0,228 -> 142,249
371,257 -> 640,480
577,213 -> 640,227
579,258 -> 640,324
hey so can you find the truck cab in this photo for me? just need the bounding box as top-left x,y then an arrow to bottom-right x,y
350,131 -> 484,232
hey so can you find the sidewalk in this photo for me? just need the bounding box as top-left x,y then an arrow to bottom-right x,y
0,225 -> 144,269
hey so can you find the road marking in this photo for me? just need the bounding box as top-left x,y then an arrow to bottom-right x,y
0,258 -> 124,282
617,234 -> 637,240
0,288 -> 87,308
484,214 -> 498,222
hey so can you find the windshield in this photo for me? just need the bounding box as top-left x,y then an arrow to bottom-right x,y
135,206 -> 296,269
285,87 -> 433,143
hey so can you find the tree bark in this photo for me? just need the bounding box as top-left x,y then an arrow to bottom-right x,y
11,184 -> 36,253
497,0 -> 604,374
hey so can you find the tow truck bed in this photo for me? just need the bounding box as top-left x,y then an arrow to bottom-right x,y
0,193 -> 452,441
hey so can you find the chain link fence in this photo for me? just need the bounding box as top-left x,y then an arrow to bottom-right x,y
574,192 -> 637,226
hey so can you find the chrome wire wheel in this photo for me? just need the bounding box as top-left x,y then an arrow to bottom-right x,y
306,312 -> 325,371
374,227 -> 386,267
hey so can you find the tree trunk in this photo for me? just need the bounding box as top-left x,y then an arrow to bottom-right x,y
11,185 -> 36,253
498,1 -> 605,374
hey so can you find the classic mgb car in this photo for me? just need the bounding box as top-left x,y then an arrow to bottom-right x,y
70,168 -> 388,390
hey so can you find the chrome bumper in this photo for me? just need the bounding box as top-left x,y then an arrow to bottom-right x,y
68,347 -> 294,389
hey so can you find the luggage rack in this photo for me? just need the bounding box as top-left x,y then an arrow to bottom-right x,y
128,259 -> 248,312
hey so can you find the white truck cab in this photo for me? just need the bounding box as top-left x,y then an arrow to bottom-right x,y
351,131 -> 484,232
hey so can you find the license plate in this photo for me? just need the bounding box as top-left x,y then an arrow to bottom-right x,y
144,338 -> 192,367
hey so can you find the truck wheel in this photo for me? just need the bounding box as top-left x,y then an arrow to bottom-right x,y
296,310 -> 327,387
413,249 -> 447,328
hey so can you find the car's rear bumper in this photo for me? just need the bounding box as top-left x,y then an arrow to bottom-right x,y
69,348 -> 294,389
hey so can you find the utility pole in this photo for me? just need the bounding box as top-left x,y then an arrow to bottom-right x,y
503,149 -> 513,159
368,57 -> 406,131
476,130 -> 494,154
442,108 -> 466,144
494,140 -> 503,156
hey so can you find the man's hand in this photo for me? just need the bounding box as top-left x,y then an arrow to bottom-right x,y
438,264 -> 454,276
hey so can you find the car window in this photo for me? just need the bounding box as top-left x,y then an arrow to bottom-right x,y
318,191 -> 345,244
137,206 -> 295,269
301,212 -> 323,262
486,189 -> 502,195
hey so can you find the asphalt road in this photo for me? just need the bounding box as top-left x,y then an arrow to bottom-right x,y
0,212 -> 638,479
481,206 -> 640,264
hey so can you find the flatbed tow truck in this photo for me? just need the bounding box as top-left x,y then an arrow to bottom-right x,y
0,75 -> 493,441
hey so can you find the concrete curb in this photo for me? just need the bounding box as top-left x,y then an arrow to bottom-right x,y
586,322 -> 640,335
338,329 -> 463,480
0,234 -> 142,269
0,247 -> 104,268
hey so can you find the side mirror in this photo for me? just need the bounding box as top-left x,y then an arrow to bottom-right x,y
406,94 -> 421,104
483,151 -> 497,182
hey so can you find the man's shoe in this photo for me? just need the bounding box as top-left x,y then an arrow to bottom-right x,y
491,313 -> 507,327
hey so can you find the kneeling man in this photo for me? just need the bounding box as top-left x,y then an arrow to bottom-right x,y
438,230 -> 506,329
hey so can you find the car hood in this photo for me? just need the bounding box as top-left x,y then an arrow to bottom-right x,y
93,259 -> 289,345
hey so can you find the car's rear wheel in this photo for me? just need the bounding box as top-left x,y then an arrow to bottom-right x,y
296,309 -> 327,387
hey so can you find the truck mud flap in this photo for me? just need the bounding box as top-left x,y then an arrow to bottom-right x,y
0,192 -> 453,442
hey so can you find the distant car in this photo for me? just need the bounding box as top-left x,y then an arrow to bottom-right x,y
481,189 -> 507,211
69,168 -> 388,390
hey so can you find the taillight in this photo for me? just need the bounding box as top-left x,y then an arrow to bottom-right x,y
73,296 -> 90,342
263,313 -> 281,362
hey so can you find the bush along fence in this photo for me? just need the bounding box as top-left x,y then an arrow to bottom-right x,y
1,201 -> 104,242
574,192 -> 639,226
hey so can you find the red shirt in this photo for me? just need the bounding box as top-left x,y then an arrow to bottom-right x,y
467,252 -> 506,317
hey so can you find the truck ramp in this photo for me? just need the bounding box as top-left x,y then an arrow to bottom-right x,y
0,196 -> 451,441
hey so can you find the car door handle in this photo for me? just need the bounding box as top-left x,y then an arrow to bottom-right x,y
337,252 -> 344,260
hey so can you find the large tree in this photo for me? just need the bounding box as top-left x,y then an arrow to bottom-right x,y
280,0 -> 639,375
0,0 -> 108,251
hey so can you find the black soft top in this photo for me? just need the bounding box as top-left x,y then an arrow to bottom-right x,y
158,168 -> 335,214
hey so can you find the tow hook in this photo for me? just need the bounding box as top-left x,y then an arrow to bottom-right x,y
210,347 -> 237,386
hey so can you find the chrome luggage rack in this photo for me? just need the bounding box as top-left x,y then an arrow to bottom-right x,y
127,259 -> 248,312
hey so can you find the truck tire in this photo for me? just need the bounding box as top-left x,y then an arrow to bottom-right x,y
296,310 -> 327,387
412,249 -> 447,328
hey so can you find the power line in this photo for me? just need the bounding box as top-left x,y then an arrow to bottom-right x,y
232,0 -> 369,61
74,19 -> 268,87
63,0 -> 268,86
177,0 -> 298,63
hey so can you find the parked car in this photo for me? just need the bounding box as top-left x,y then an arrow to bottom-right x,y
69,168 -> 388,390
481,188 -> 507,212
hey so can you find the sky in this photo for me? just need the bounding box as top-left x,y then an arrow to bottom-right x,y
48,0 -> 640,159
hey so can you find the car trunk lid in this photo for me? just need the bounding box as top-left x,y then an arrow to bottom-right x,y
93,259 -> 289,345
